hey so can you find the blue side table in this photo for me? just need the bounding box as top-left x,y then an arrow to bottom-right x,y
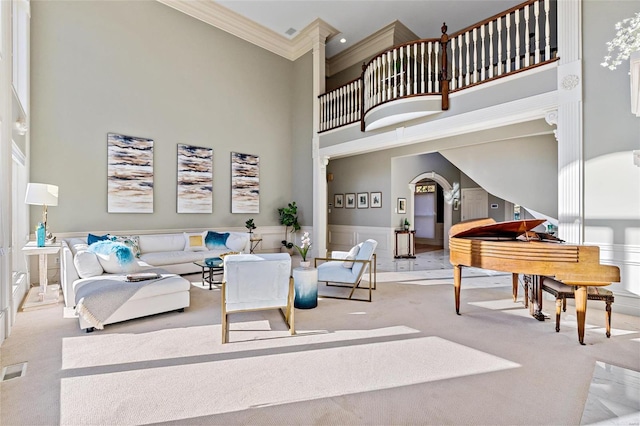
293,265 -> 318,309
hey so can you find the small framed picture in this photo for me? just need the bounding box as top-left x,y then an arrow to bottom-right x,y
334,194 -> 344,208
370,192 -> 382,208
397,197 -> 406,214
345,193 -> 356,209
357,192 -> 369,208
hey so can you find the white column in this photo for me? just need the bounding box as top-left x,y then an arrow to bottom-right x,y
556,0 -> 583,244
309,23 -> 332,258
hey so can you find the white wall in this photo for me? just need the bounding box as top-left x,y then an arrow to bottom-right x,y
29,0 -> 312,235
583,1 -> 640,296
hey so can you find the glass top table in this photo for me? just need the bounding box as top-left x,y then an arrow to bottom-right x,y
194,257 -> 223,290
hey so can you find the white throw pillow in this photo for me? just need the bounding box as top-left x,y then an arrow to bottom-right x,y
74,250 -> 104,278
184,232 -> 207,252
225,233 -> 248,252
342,245 -> 360,268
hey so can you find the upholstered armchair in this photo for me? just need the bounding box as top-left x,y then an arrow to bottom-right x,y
221,253 -> 294,343
314,239 -> 378,302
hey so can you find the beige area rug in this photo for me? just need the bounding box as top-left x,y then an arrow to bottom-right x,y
1,274 -> 639,425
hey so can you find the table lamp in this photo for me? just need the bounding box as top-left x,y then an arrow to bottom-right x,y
25,183 -> 59,243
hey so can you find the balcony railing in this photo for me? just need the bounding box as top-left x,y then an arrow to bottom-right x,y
318,0 -> 557,133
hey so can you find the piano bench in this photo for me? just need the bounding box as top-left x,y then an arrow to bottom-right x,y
540,277 -> 614,338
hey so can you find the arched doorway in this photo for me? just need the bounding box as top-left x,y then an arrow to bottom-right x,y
408,172 -> 453,250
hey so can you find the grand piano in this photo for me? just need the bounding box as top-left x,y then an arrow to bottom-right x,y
449,218 -> 620,344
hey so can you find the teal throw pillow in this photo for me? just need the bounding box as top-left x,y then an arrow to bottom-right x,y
205,231 -> 229,250
87,233 -> 109,245
88,240 -> 136,273
88,241 -> 134,265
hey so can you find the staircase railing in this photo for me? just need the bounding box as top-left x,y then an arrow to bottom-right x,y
318,0 -> 557,133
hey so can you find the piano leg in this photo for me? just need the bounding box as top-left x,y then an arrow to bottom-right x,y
453,265 -> 462,315
532,275 -> 546,321
512,273 -> 519,302
574,286 -> 587,345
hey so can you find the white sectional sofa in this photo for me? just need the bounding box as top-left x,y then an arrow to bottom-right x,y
60,231 -> 251,331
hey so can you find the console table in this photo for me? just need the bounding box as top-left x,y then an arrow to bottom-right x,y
394,229 -> 416,259
22,242 -> 61,309
249,237 -> 262,254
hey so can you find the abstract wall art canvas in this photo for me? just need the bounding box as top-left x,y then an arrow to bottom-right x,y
107,133 -> 154,213
231,152 -> 259,213
177,144 -> 213,213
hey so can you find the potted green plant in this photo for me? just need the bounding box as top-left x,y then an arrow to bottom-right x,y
245,218 -> 256,234
278,201 -> 301,251
404,218 -> 410,230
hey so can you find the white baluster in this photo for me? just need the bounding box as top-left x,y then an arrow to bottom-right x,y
451,37 -> 457,90
356,80 -> 361,119
327,91 -> 332,129
472,27 -> 478,83
506,13 -> 512,73
420,42 -> 425,93
515,10 -> 521,70
465,31 -> 470,85
400,46 -> 405,97
458,35 -> 463,88
480,24 -> 486,81
544,0 -> 551,60
363,67 -> 369,111
524,5 -> 530,67
428,42 -> 433,92
434,42 -> 440,92
346,85 -> 351,123
534,0 -> 540,63
319,95 -> 324,131
376,52 -> 389,105
335,87 -> 340,126
488,21 -> 494,78
497,16 -> 503,76
413,43 -> 418,94
394,49 -> 399,98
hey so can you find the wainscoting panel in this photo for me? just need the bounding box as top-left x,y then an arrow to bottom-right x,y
328,225 -> 394,259
595,242 -> 640,316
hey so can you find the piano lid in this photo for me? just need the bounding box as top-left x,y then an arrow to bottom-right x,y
450,218 -> 547,239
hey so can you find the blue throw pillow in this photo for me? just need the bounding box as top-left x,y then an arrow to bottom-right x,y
205,231 -> 229,250
87,233 -> 109,245
88,240 -> 135,273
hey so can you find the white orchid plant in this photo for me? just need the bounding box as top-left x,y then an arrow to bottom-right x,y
601,12 -> 640,71
295,232 -> 311,261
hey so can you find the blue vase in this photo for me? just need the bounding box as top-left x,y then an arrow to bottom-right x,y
293,266 -> 318,309
36,223 -> 45,247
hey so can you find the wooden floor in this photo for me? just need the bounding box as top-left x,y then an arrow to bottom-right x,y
414,243 -> 442,254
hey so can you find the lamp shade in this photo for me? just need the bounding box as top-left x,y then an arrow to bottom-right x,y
24,183 -> 59,206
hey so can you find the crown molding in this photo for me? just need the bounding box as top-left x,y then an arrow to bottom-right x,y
327,21 -> 418,77
157,0 -> 338,61
157,0 -> 292,59
291,18 -> 340,60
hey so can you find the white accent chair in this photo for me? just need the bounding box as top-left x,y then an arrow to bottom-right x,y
314,239 -> 378,302
221,253 -> 294,343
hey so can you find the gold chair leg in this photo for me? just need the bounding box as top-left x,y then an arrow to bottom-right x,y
222,313 -> 228,344
221,282 -> 228,344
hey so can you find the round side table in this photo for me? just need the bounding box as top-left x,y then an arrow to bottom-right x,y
293,266 -> 318,309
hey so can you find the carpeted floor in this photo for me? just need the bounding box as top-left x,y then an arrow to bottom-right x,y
1,264 -> 639,425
